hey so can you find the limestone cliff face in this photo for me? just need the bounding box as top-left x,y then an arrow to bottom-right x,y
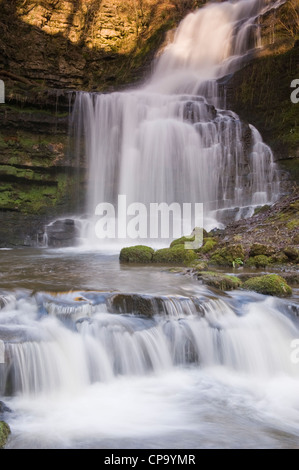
0,0 -> 202,245
0,0 -> 201,90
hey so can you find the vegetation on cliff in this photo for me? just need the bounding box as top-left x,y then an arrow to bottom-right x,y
0,0 -> 298,247
226,0 -> 299,168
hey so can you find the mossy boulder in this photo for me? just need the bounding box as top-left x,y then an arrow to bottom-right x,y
196,271 -> 242,291
170,229 -> 208,249
246,255 -> 271,268
153,245 -> 197,265
0,421 -> 11,448
119,245 -> 154,263
192,261 -> 209,272
243,274 -> 292,297
283,246 -> 299,262
209,244 -> 245,267
249,243 -> 275,257
170,235 -> 195,248
270,253 -> 289,264
201,238 -> 217,254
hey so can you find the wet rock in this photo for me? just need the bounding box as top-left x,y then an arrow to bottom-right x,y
107,293 -> 160,317
44,219 -> 80,247
196,272 -> 242,291
0,402 -> 12,416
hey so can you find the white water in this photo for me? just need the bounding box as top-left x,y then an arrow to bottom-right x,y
2,0 -> 297,450
1,286 -> 299,449
67,0 -> 281,248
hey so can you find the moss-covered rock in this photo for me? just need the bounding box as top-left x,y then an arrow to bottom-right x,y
196,271 -> 242,291
119,245 -> 154,263
201,238 -> 217,254
0,421 -> 11,449
170,229 -> 208,249
246,255 -> 272,268
170,235 -> 195,248
243,274 -> 292,297
192,261 -> 209,272
283,246 -> 299,262
153,245 -> 197,265
249,243 -> 275,257
209,244 -> 245,267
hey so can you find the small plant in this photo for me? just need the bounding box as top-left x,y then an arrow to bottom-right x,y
232,258 -> 244,268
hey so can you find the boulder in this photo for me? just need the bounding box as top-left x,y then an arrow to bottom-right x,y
153,245 -> 197,265
119,245 -> 154,263
243,274 -> 292,297
196,272 -> 242,291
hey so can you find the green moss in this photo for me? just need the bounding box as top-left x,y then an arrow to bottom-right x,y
192,261 -> 209,272
170,229 -> 207,249
243,274 -> 292,297
119,245 -> 154,263
287,219 -> 299,230
249,243 -> 275,257
170,235 -> 195,248
270,253 -> 290,264
230,39 -> 299,157
0,421 -> 11,449
283,246 -> 299,262
196,271 -> 242,291
293,234 -> 299,244
201,238 -> 217,254
209,244 -> 245,267
153,245 -> 197,265
246,255 -> 271,268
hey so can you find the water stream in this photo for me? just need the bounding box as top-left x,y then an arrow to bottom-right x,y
0,248 -> 299,449
1,0 -> 298,450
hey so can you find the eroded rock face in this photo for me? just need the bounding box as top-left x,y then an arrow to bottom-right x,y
0,0 -> 188,91
43,218 -> 81,247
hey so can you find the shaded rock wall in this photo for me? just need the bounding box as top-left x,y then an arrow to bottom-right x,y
224,0 -> 299,183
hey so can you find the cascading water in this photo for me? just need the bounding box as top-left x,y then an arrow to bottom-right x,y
2,0 -> 298,451
67,0 -> 282,248
0,283 -> 299,449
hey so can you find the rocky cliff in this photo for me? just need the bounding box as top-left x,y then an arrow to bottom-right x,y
0,0 -> 298,247
225,0 -> 299,177
0,0 -> 202,246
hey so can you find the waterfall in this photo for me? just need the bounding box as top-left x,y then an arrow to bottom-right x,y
1,291 -> 298,397
67,0 -> 281,247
